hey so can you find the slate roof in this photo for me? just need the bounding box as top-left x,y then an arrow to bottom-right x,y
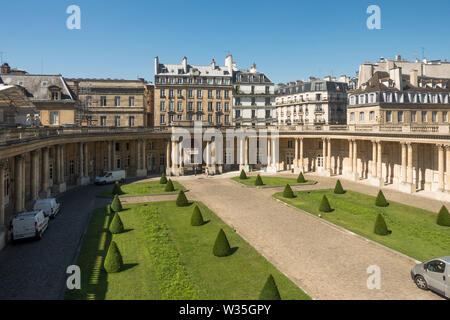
156,63 -> 231,77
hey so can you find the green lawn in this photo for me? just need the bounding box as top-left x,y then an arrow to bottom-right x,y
273,189 -> 450,262
232,176 -> 315,187
99,180 -> 185,198
65,201 -> 310,300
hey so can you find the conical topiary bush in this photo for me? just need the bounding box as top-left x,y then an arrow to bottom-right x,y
106,205 -> 112,215
160,173 -> 168,184
112,181 -> 123,196
334,180 -> 345,194
191,205 -> 205,226
176,190 -> 189,207
283,184 -> 295,198
213,229 -> 232,257
255,175 -> 264,186
111,195 -> 123,212
319,195 -> 332,212
109,212 -> 124,234
259,274 -> 281,300
103,241 -> 123,273
297,172 -> 306,183
375,190 -> 388,207
165,179 -> 175,192
437,205 -> 450,227
374,213 -> 389,235
239,169 -> 248,180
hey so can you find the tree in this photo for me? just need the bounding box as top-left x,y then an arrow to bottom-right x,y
191,205 -> 205,226
112,181 -> 123,196
297,172 -> 306,183
103,241 -> 123,273
239,169 -> 248,180
111,195 -> 123,212
176,190 -> 189,207
437,205 -> 450,227
160,173 -> 168,184
165,179 -> 175,192
374,213 -> 389,235
319,195 -> 332,212
109,212 -> 124,234
255,175 -> 264,186
213,229 -> 232,257
334,180 -> 345,194
283,184 -> 295,198
375,190 -> 388,207
259,274 -> 281,300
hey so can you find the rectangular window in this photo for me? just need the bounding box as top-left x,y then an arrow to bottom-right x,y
100,116 -> 107,126
224,102 -> 229,112
160,89 -> 165,98
386,111 -> 392,122
216,102 -> 221,111
208,114 -> 213,123
359,112 -> 364,121
197,102 -> 202,112
114,96 -> 120,107
177,89 -> 182,97
422,111 -> 427,122
188,89 -> 193,98
197,90 -> 202,98
236,110 -> 240,118
266,109 -> 271,118
411,111 -> 417,123
216,114 -> 222,124
169,101 -> 174,112
208,90 -> 213,99
224,90 -> 229,99
398,111 -> 404,123
51,91 -> 59,100
177,101 -> 183,112
100,96 -> 107,106
160,114 -> 165,124
350,112 -> 355,122
225,115 -> 230,124
129,116 -> 135,127
169,89 -> 174,98
115,116 -> 120,126
208,102 -> 213,112
188,102 -> 193,112
169,114 -> 174,123
50,111 -> 59,125
216,90 -> 221,99
129,96 -> 135,107
432,111 -> 437,122
160,101 -> 165,111
197,114 -> 202,121
369,111 -> 375,121
443,111 -> 448,122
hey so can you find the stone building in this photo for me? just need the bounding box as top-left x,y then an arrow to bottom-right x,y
65,78 -> 148,127
275,77 -> 348,126
233,64 -> 276,127
154,56 -> 233,127
0,84 -> 39,127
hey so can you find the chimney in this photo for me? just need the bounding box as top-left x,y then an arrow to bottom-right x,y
1,63 -> 11,74
73,80 -> 79,97
154,56 -> 159,75
250,63 -> 257,73
211,59 -> 216,70
410,69 -> 418,87
395,55 -> 402,62
389,67 -> 403,90
182,56 -> 187,73
225,54 -> 233,74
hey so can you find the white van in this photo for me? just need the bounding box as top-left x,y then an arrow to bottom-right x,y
95,170 -> 126,185
33,198 -> 61,218
11,210 -> 49,241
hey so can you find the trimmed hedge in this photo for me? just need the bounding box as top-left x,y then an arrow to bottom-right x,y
375,190 -> 389,207
374,213 -> 389,236
334,180 -> 345,194
106,205 -> 112,215
239,169 -> 248,180
437,205 -> 450,227
191,205 -> 205,226
103,241 -> 123,273
319,195 -> 332,212
111,195 -> 123,212
176,190 -> 189,207
255,175 -> 264,186
160,173 -> 168,184
283,184 -> 295,198
109,212 -> 124,234
213,229 -> 232,257
165,179 -> 175,192
297,172 -> 306,183
259,274 -> 281,300
112,181 -> 123,196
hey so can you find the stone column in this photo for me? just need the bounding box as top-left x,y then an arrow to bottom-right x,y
401,142 -> 407,184
178,139 -> 184,175
299,138 -> 304,172
371,141 -> 377,178
205,141 -> 210,169
41,147 -> 50,198
31,151 -> 39,201
79,142 -> 84,178
348,139 -> 353,175
107,141 -> 112,171
15,155 -> 24,213
327,138 -> 332,174
407,143 -> 414,185
84,143 -> 89,178
166,139 -> 171,175
438,144 -> 445,191
136,139 -> 147,177
352,140 -> 358,178
239,138 -> 244,169
322,138 -> 327,171
111,141 -> 116,170
294,138 -> 299,169
377,141 -> 383,185
446,145 -> 450,192
272,137 -> 277,170
54,146 -> 61,185
136,140 -> 141,170
245,138 -> 249,166
142,139 -> 147,172
267,137 -> 271,169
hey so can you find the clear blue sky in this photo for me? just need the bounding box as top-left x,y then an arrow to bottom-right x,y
1,0 -> 450,84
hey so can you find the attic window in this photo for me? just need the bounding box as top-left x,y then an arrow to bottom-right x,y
41,81 -> 47,87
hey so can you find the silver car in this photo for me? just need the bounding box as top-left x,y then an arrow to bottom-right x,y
411,257 -> 450,298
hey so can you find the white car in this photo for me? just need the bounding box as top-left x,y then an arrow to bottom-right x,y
411,257 -> 450,298
33,198 -> 61,218
95,170 -> 126,185
11,210 -> 49,241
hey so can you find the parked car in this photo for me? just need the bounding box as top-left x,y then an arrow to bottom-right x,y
33,198 -> 61,218
95,170 -> 126,185
11,210 -> 49,241
411,257 -> 450,298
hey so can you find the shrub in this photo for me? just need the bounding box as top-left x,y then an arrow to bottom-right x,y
334,180 -> 345,194
103,241 -> 123,273
255,175 -> 264,186
375,190 -> 388,207
165,179 -> 175,192
239,169 -> 248,180
259,274 -> 281,300
191,205 -> 205,226
176,190 -> 189,207
213,229 -> 232,257
437,205 -> 450,227
297,172 -> 306,183
160,173 -> 168,184
106,205 -> 112,215
374,213 -> 389,235
112,181 -> 123,196
109,212 -> 124,234
319,195 -> 332,212
283,184 -> 295,198
111,195 -> 123,212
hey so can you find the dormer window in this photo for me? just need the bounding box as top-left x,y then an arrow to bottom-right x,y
48,86 -> 61,100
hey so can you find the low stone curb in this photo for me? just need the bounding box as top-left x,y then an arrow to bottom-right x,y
230,178 -> 317,189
